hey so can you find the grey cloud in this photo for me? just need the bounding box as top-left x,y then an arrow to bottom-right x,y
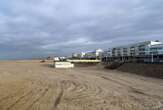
0,0 -> 163,59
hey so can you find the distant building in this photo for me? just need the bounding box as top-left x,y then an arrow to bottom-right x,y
84,49 -> 103,59
103,41 -> 162,57
72,49 -> 103,59
72,52 -> 86,59
102,49 -> 112,58
150,44 -> 163,55
130,41 -> 162,56
102,40 -> 163,63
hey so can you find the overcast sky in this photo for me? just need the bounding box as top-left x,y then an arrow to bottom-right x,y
0,0 -> 163,59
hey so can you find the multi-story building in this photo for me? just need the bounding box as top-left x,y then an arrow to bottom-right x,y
102,40 -> 163,63
72,49 -> 103,59
72,52 -> 86,59
105,48 -> 112,57
84,49 -> 103,59
102,49 -> 112,62
122,47 -> 129,56
112,48 -> 116,57
73,40 -> 163,63
150,44 -> 163,55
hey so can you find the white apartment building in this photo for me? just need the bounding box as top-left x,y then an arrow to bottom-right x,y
84,49 -> 103,59
72,49 -> 103,59
72,52 -> 86,58
131,41 -> 162,56
103,41 -> 163,58
150,44 -> 163,55
102,49 -> 112,57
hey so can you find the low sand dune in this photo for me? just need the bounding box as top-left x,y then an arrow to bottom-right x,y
0,60 -> 163,110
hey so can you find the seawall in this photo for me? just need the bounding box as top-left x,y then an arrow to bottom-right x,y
105,62 -> 163,79
118,63 -> 163,79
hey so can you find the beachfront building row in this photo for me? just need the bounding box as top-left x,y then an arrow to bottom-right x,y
102,41 -> 163,63
72,49 -> 103,59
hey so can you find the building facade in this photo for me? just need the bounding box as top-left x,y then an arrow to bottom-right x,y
72,52 -> 86,59
72,49 -> 103,59
102,41 -> 163,63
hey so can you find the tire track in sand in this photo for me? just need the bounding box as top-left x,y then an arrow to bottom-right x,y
53,89 -> 64,109
6,90 -> 33,110
25,87 -> 49,110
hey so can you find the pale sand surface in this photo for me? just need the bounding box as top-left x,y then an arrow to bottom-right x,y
0,60 -> 163,110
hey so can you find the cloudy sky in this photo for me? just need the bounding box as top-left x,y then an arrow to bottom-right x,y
0,0 -> 163,59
